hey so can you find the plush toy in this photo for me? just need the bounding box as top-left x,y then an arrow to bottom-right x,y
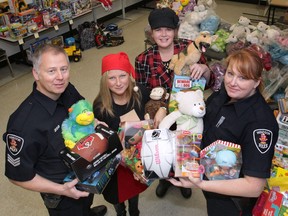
246,21 -> 269,45
156,0 -> 173,9
197,0 -> 217,9
229,16 -> 255,40
200,14 -> 221,35
262,27 -> 281,46
159,90 -> 205,133
144,87 -> 169,120
172,0 -> 190,15
210,29 -> 230,52
178,5 -> 208,40
170,31 -> 217,75
61,100 -> 95,149
277,34 -> 288,48
179,0 -> 197,20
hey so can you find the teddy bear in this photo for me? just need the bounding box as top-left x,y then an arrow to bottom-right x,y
178,5 -> 208,40
61,99 -> 95,149
197,0 -> 217,9
159,89 -> 206,133
229,16 -> 255,40
262,27 -> 281,46
246,21 -> 269,45
144,87 -> 169,120
169,31 -> 217,75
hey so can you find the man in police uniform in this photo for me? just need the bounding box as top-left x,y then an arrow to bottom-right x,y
3,44 -> 107,216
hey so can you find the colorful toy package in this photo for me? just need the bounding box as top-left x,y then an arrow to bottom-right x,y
174,131 -> 204,179
63,155 -> 121,194
276,112 -> 288,147
119,120 -> 154,185
168,75 -> 206,113
271,143 -> 288,170
200,140 -> 242,180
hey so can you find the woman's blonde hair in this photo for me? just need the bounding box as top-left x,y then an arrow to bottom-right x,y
226,48 -> 264,92
93,73 -> 142,117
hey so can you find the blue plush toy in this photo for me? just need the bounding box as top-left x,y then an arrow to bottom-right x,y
61,100 -> 95,149
200,14 -> 220,35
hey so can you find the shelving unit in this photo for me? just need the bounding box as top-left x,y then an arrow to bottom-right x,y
0,0 -> 142,57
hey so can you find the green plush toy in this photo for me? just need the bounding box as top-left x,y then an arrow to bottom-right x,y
61,100 -> 95,149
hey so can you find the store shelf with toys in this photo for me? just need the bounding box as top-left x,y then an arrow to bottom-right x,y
0,0 -> 142,57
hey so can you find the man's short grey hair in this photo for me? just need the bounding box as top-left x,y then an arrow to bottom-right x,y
32,44 -> 69,73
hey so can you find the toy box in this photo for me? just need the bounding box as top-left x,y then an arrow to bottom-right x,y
272,143 -> 288,170
174,131 -> 204,179
262,190 -> 284,216
276,113 -> 288,147
141,128 -> 176,179
63,155 -> 121,194
200,140 -> 242,180
29,37 -> 49,53
119,120 -> 154,185
8,22 -> 27,39
59,0 -> 91,16
59,124 -> 123,182
279,98 -> 288,114
168,75 -> 206,113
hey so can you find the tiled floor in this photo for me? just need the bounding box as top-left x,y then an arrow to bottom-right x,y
0,1 -> 270,215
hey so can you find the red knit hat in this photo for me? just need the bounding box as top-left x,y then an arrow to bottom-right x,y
102,52 -> 136,78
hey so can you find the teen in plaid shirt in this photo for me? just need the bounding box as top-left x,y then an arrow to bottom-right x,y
135,40 -> 208,93
135,8 -> 213,200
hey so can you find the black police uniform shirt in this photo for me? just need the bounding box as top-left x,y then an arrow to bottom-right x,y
3,82 -> 84,183
202,85 -> 279,180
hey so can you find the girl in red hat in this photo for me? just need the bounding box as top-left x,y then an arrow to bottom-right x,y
93,52 -> 166,216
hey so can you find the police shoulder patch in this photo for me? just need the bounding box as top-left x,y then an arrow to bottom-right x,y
6,134 -> 24,156
253,129 -> 273,154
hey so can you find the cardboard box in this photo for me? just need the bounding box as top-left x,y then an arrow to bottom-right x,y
63,155 -> 120,194
252,191 -> 269,216
262,190 -> 284,216
168,75 -> 206,113
59,124 -> 123,182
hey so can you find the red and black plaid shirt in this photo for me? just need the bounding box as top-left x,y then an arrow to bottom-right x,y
135,39 -> 207,93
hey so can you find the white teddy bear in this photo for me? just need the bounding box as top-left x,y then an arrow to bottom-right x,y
229,16 -> 255,40
159,90 -> 206,133
246,21 -> 269,45
178,5 -> 208,40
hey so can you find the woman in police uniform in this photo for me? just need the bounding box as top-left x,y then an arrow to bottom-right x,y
169,48 -> 279,216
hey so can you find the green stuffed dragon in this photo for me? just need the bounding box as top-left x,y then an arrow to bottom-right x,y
61,99 -> 95,149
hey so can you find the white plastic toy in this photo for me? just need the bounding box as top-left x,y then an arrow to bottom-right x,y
141,129 -> 176,179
